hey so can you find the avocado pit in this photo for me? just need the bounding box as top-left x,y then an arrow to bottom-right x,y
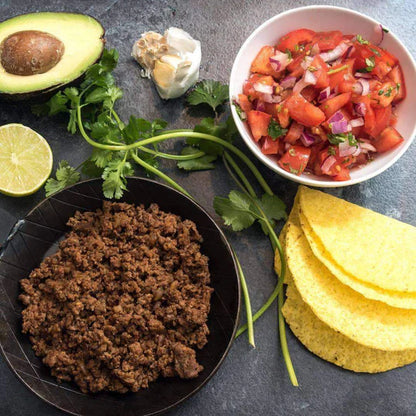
0,30 -> 64,76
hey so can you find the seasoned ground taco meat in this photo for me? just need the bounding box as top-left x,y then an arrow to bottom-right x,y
19,201 -> 212,393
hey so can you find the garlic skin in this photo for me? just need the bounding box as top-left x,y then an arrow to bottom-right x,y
132,27 -> 201,99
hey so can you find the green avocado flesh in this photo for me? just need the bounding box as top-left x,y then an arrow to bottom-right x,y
0,12 -> 104,96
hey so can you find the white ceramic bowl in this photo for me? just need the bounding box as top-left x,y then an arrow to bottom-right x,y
229,5 -> 416,187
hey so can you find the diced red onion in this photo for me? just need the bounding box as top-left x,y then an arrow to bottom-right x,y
352,145 -> 362,157
304,70 -> 317,85
349,117 -> 364,128
269,50 -> 291,72
360,141 -> 377,153
318,87 -> 330,103
328,111 -> 345,123
311,43 -> 320,56
319,42 -> 349,62
293,70 -> 317,94
344,45 -> 355,59
301,131 -> 317,147
358,79 -> 370,96
354,72 -> 372,79
280,76 -> 296,89
284,142 -> 291,151
321,155 -> 337,174
354,102 -> 367,116
301,56 -> 314,70
262,93 -> 283,104
331,120 -> 349,134
352,82 -> 363,94
253,99 -> 266,112
253,83 -> 273,94
293,80 -> 310,94
374,23 -> 385,46
339,141 -> 358,157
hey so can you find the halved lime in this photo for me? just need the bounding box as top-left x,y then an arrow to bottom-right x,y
0,124 -> 53,197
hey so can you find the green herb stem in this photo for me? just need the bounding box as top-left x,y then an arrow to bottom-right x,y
138,146 -> 206,161
279,291 -> 298,386
223,151 -> 257,198
234,252 -> 255,347
131,152 -> 192,198
327,64 -> 348,75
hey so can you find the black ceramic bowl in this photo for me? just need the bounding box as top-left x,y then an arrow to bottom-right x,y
0,177 -> 240,416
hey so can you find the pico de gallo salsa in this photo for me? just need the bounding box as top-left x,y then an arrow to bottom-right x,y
235,27 -> 406,181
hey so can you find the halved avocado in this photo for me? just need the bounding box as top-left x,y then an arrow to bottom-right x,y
0,12 -> 105,101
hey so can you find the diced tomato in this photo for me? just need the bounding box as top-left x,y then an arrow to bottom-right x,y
352,95 -> 376,136
338,79 -> 355,93
372,105 -> 392,138
389,112 -> 398,127
320,92 -> 351,118
277,104 -> 290,128
328,59 -> 355,90
284,121 -> 304,144
247,110 -> 271,141
388,65 -> 406,102
355,153 -> 369,166
352,42 -> 397,78
276,29 -> 315,52
333,166 -> 351,181
261,136 -> 280,154
310,55 -> 329,88
312,31 -> 343,51
369,81 -> 397,108
286,52 -> 305,73
238,94 -> 252,113
250,45 -> 281,77
285,93 -> 326,127
301,85 -> 319,102
375,126 -> 404,153
243,74 -> 275,100
278,145 -> 311,175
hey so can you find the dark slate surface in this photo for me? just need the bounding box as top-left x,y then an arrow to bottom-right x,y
0,0 -> 415,415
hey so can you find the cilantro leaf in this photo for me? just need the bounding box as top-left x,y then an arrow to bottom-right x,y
214,190 -> 287,234
151,119 -> 168,132
358,56 -> 376,73
186,80 -> 229,113
213,191 -> 257,231
268,119 -> 287,140
187,116 -> 237,156
232,100 -> 247,121
45,161 -> 80,196
67,109 -> 78,134
328,132 -> 357,146
90,148 -> 114,168
123,116 -> 153,143
102,159 -> 134,199
356,34 -> 369,45
32,92 -> 69,116
177,147 -> 217,171
81,160 -> 104,177
257,193 -> 287,233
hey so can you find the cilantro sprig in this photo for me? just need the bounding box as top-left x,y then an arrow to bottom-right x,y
186,80 -> 229,115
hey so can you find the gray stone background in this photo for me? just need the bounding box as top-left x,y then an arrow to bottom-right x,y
0,0 -> 415,415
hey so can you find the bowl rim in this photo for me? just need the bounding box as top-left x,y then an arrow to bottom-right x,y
0,176 -> 241,416
229,5 -> 416,187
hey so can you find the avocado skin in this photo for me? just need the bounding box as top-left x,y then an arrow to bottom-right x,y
0,12 -> 105,102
